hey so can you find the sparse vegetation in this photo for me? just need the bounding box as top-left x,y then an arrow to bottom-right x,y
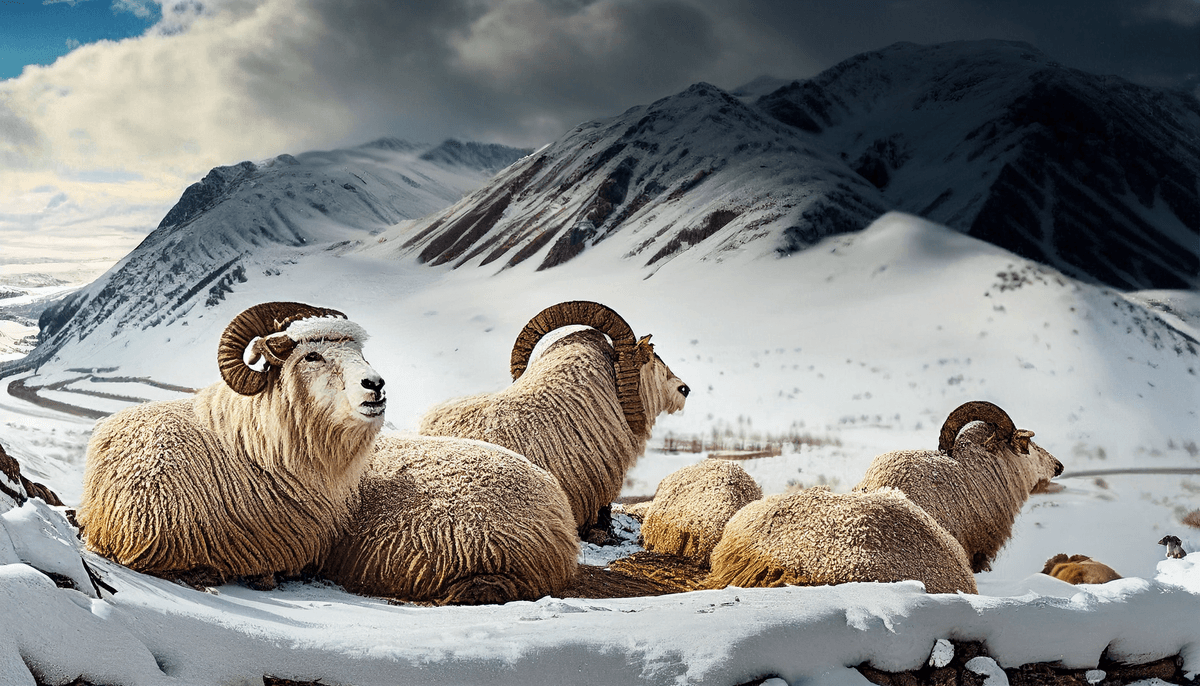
659,427 -> 841,455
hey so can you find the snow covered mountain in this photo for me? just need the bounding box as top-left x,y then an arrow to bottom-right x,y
388,40 -> 1198,289
381,83 -> 889,273
756,40 -> 1200,291
9,139 -> 529,376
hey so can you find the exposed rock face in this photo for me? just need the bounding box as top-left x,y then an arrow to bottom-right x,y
4,139 -> 523,378
0,441 -> 63,511
394,82 -> 888,273
757,40 -> 1200,291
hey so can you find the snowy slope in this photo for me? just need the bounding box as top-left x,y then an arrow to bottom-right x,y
0,209 -> 1197,684
8,138 -> 529,377
756,40 -> 1200,291
382,83 -> 888,275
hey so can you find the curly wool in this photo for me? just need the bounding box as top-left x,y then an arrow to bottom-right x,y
707,487 -> 977,595
641,460 -> 762,562
78,364 -> 379,581
420,329 -> 684,530
854,421 -> 1061,573
322,434 -> 578,605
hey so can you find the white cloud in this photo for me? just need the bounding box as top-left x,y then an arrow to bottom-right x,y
112,0 -> 156,19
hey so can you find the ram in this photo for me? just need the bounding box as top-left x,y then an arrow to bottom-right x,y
419,301 -> 689,532
640,459 -> 761,562
322,434 -> 578,605
854,401 -> 1063,573
78,302 -> 385,587
707,402 -> 1062,595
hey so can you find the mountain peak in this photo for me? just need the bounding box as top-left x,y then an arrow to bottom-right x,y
418,139 -> 532,174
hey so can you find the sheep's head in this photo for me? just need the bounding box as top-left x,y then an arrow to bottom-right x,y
217,302 -> 386,426
510,301 -> 689,436
635,335 -> 689,419
938,401 -> 1063,492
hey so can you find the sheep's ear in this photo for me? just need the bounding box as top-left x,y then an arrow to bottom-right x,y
634,335 -> 655,364
254,332 -> 297,368
1012,429 -> 1034,455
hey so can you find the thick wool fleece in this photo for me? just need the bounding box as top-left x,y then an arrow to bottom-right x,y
708,487 -> 977,595
854,421 -> 1061,573
420,329 -> 684,530
78,366 -> 378,581
322,434 -> 578,605
641,459 -> 762,562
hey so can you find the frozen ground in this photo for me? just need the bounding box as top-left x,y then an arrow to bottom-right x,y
0,212 -> 1197,684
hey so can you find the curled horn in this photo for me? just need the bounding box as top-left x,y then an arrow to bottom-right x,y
217,302 -> 347,395
937,401 -> 1019,454
510,301 -> 649,435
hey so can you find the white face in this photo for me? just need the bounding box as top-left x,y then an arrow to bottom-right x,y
285,339 -> 386,424
640,354 -> 689,417
1021,432 -> 1064,487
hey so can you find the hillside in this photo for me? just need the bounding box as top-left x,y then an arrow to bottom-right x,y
757,40 -> 1200,290
6,139 -> 528,377
384,41 -> 1198,290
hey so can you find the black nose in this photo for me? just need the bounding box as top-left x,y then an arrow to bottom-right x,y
1053,460 -> 1064,477
678,385 -> 690,398
362,377 -> 385,392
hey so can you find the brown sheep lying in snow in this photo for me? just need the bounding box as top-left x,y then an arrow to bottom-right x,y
854,401 -> 1064,573
321,434 -> 578,605
641,459 -> 762,562
1041,554 -> 1122,584
78,302 -> 386,586
708,486 -> 978,594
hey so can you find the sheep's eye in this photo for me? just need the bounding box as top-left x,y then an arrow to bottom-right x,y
678,384 -> 690,398
304,352 -> 324,363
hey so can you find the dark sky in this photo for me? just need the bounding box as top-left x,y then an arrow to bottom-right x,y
1,0 -> 1196,236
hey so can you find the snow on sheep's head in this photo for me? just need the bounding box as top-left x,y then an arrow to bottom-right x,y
217,302 -> 386,426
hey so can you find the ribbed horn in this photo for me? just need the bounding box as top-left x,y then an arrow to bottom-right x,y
510,301 -> 648,435
217,302 -> 347,395
937,401 -> 1018,454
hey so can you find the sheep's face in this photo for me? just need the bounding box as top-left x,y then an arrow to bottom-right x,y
639,350 -> 689,418
1012,430 -> 1063,492
282,338 -> 386,427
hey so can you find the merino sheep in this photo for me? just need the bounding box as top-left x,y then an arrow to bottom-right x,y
78,302 -> 386,586
1041,554 -> 1122,584
321,434 -> 578,605
1160,535 -> 1187,559
854,401 -> 1064,573
708,487 -> 978,594
641,459 -> 762,562
419,301 -> 689,532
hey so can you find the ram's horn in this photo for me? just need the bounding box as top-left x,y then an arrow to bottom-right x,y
217,302 -> 347,396
937,401 -> 1018,454
510,301 -> 648,435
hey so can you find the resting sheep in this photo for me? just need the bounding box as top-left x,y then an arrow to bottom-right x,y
854,401 -> 1064,573
708,486 -> 978,594
321,434 -> 578,605
641,459 -> 762,562
78,302 -> 386,586
1041,554 -> 1122,584
419,301 -> 689,532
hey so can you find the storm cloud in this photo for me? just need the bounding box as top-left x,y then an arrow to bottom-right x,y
0,0 -> 1195,239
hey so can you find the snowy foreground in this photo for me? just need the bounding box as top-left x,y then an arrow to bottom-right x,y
2,494 -> 1199,686
1,211 -> 1198,684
